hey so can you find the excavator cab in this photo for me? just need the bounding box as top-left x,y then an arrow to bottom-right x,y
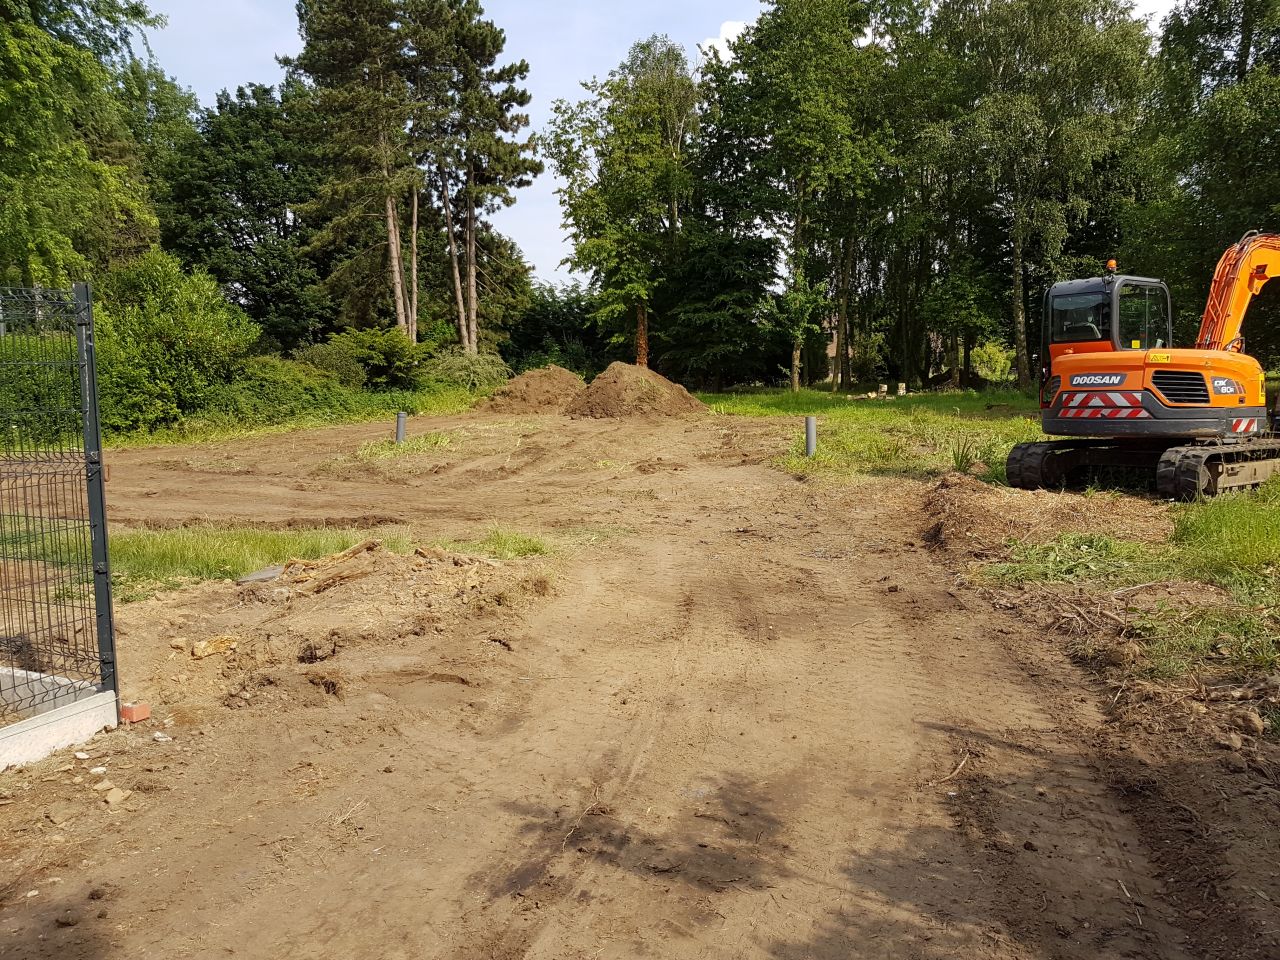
1039,276 -> 1172,407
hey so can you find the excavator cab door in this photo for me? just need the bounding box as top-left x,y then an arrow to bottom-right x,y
1042,280 -> 1116,406
1113,280 -> 1173,352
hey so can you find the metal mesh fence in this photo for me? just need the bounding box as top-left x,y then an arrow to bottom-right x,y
0,285 -> 116,726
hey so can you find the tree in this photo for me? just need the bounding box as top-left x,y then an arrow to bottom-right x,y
546,35 -> 699,367
930,0 -> 1149,387
716,0 -> 887,390
443,0 -> 540,354
288,0 -> 421,340
161,82 -> 333,347
0,2 -> 156,284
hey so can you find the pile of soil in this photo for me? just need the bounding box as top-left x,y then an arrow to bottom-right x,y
483,365 -> 585,414
921,472 -> 1171,557
566,362 -> 706,419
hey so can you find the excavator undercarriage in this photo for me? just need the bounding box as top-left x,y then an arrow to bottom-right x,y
1008,435 -> 1280,499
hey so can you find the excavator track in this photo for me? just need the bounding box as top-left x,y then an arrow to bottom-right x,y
1154,438 -> 1280,501
1006,439 -> 1166,491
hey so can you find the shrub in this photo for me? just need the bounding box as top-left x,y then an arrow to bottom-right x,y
293,341 -> 367,389
422,347 -> 511,391
199,356 -> 360,425
326,327 -> 426,391
973,341 -> 1015,384
94,251 -> 260,432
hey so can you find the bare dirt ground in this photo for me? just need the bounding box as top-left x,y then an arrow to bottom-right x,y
1,411 -> 1275,959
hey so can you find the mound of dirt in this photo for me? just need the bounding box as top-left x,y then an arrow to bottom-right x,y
565,362 -> 706,419
483,365 -> 585,414
113,539 -> 545,714
921,472 -> 1172,557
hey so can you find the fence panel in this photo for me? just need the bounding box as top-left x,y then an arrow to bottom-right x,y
0,284 -> 116,728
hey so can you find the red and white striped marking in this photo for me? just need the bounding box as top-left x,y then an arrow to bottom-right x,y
1232,417 -> 1259,434
1057,391 -> 1151,419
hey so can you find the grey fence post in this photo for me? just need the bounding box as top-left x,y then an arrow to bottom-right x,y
74,283 -> 117,704
395,411 -> 408,444
805,416 -> 817,457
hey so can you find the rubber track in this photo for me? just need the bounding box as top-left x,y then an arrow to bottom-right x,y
1162,439 -> 1280,501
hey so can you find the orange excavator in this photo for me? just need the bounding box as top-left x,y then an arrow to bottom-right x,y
1007,231 -> 1280,499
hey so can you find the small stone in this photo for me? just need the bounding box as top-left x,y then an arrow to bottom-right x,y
45,802 -> 77,826
1216,732 -> 1244,752
1188,909 -> 1206,921
190,635 -> 237,659
1035,786 -> 1048,797
73,752 -> 90,761
91,780 -> 114,792
54,911 -> 79,928
1232,710 -> 1266,737
152,732 -> 173,743
26,890 -> 38,898
103,788 -> 129,806
89,767 -> 107,776
72,776 -> 83,785
1223,753 -> 1249,773
383,766 -> 393,774
1023,840 -> 1039,852
1187,701 -> 1207,716
169,639 -> 186,651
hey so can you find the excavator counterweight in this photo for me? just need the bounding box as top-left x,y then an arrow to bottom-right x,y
1007,231 -> 1279,500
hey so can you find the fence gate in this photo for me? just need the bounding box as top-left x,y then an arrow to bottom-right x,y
0,284 -> 118,767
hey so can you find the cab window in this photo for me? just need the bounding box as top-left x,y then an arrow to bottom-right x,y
1052,293 -> 1109,343
1117,283 -> 1170,350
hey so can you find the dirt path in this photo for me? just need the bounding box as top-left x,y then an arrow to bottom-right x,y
0,414 -> 1207,958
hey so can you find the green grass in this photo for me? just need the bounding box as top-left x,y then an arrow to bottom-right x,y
438,526 -> 551,560
110,526 -> 413,599
701,387 -> 1044,482
989,481 -> 1280,679
355,431 -> 454,462
106,386 -> 477,449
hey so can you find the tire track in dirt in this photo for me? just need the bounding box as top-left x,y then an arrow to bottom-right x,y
0,414 -> 1201,959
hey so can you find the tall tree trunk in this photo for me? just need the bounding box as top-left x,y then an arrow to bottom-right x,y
949,333 -> 961,388
464,166 -> 479,355
1011,216 -> 1031,390
635,302 -> 649,368
963,335 -> 973,389
1237,0 -> 1256,82
790,341 -> 802,392
439,162 -> 467,348
385,193 -> 409,334
408,182 -> 419,345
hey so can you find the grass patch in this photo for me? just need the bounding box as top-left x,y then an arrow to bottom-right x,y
355,431 -> 454,462
988,481 -> 1280,679
110,526 -> 412,599
439,526 -> 551,560
107,386 -> 477,449
703,387 -> 1043,483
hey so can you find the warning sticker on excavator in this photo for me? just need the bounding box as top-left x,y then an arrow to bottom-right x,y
1148,352 -> 1172,363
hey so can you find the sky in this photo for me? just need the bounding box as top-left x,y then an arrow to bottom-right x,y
145,0 -> 1178,283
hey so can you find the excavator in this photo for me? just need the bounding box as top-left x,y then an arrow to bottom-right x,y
1007,231 -> 1280,500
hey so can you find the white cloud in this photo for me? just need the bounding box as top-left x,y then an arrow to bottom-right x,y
699,20 -> 746,60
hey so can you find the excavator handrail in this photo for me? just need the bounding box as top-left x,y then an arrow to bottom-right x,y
1195,231 -> 1280,350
